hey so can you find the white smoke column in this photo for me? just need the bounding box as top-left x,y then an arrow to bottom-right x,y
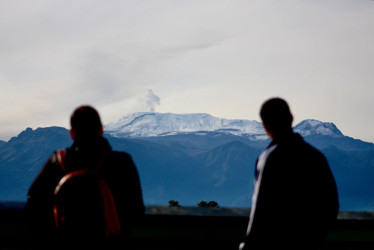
145,89 -> 161,112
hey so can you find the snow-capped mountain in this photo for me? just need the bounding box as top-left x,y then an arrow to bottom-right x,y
105,112 -> 343,140
1,113 -> 373,210
293,119 -> 343,137
105,112 -> 265,138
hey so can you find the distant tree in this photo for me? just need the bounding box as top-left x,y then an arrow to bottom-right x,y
168,200 -> 181,207
197,200 -> 220,208
207,201 -> 220,208
197,200 -> 208,207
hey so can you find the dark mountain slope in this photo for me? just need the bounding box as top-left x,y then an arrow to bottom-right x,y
0,127 -> 72,201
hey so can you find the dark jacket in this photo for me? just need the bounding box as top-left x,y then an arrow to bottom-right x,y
240,133 -> 339,250
25,137 -> 145,247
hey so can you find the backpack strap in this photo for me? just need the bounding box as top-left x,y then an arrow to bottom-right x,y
55,150 -> 67,171
93,151 -> 121,237
98,178 -> 121,237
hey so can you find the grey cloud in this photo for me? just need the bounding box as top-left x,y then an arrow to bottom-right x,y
0,0 -> 374,143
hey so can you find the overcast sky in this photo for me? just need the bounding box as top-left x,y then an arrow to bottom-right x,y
1,0 -> 373,142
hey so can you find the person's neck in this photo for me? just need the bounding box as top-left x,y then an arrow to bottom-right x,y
271,130 -> 294,143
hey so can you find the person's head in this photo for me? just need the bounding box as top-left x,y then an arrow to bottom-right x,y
260,98 -> 293,139
70,106 -> 103,142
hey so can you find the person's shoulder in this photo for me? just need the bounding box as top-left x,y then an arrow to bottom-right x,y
109,150 -> 131,158
297,137 -> 328,163
44,150 -> 66,170
106,151 -> 134,164
101,151 -> 138,175
259,144 -> 279,167
299,138 -> 323,154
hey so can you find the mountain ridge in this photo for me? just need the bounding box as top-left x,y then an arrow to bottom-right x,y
105,112 -> 345,141
105,112 -> 264,138
1,112 -> 374,210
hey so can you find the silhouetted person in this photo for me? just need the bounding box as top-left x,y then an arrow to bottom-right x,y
25,106 -> 145,249
239,98 -> 339,250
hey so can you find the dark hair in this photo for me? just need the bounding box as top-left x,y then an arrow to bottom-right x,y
260,98 -> 293,134
70,106 -> 102,140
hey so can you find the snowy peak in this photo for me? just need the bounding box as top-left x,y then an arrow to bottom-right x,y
105,112 -> 264,138
293,119 -> 343,137
105,113 -> 344,140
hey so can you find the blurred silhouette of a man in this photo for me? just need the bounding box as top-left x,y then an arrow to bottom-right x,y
239,98 -> 339,250
26,105 -> 144,248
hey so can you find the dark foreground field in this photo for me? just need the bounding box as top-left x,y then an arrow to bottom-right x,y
1,204 -> 374,250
